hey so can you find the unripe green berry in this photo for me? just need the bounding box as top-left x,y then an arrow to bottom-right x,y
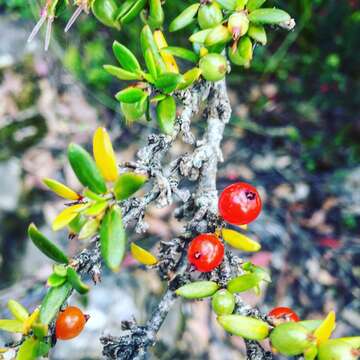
211,289 -> 235,315
270,322 -> 314,356
197,3 -> 223,30
199,53 -> 227,81
318,339 -> 359,360
228,12 -> 249,38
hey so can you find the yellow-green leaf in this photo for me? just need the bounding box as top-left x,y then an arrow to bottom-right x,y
0,319 -> 24,333
83,201 -> 108,216
7,300 -> 29,322
131,243 -> 158,265
218,315 -> 269,340
314,311 -> 336,345
52,204 -> 88,231
23,308 -> 40,335
43,178 -> 80,200
78,218 -> 100,240
16,337 -> 38,360
93,127 -> 119,182
222,228 -> 261,251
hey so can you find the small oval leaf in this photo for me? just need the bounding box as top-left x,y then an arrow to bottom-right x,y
93,127 -> 119,182
248,8 -> 291,25
113,172 -> 147,201
7,300 -> 29,322
66,267 -> 90,294
218,315 -> 269,340
131,243 -> 158,265
39,281 -> 72,325
222,228 -> 261,252
68,143 -> 107,194
43,178 -> 80,200
175,281 -> 219,299
100,206 -> 127,271
227,273 -> 263,293
28,223 -> 69,264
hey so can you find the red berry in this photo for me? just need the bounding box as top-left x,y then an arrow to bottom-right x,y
55,306 -> 87,340
188,234 -> 224,272
268,307 -> 300,323
218,182 -> 262,225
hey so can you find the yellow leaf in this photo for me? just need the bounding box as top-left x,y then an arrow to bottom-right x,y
52,204 -> 88,231
22,308 -> 40,335
238,224 -> 248,230
93,127 -> 118,182
222,229 -> 261,252
154,30 -> 179,73
130,243 -> 158,266
0,348 -> 8,353
314,311 -> 336,345
43,178 -> 80,200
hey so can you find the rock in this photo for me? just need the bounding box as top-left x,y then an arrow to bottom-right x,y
0,158 -> 21,211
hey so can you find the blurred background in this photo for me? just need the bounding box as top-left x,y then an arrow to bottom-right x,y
0,0 -> 359,358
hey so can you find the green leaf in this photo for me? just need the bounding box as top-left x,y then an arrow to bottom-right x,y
140,25 -> 167,74
175,281 -> 219,299
47,273 -> 67,288
0,319 -> 23,333
28,223 -> 69,264
189,28 -> 212,43
39,281 -> 72,325
113,173 -> 147,200
215,0 -> 237,10
161,47 -> 199,63
53,264 -> 67,277
68,214 -> 87,234
248,24 -> 267,45
154,73 -> 183,94
119,0 -> 147,24
68,143 -> 107,194
36,341 -> 50,357
156,96 -> 177,135
83,201 -> 108,216
115,87 -> 147,103
218,315 -> 269,340
227,272 -> 263,293
144,48 -> 158,80
148,0 -> 164,29
78,218 -> 100,240
103,65 -> 142,81
112,41 -> 141,72
7,300 -> 29,322
177,67 -> 202,90
248,8 -> 291,25
246,0 -> 266,12
169,4 -> 200,32
100,206 -> 127,271
91,0 -> 120,29
32,323 -> 49,340
16,337 -> 38,360
66,267 -> 90,294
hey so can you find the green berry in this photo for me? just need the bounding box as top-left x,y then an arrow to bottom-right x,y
270,322 -> 314,356
199,53 -> 227,81
212,289 -> 235,315
197,3 -> 223,30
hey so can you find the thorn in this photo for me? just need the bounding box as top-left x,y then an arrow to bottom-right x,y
27,12 -> 47,44
65,5 -> 84,33
44,16 -> 54,51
